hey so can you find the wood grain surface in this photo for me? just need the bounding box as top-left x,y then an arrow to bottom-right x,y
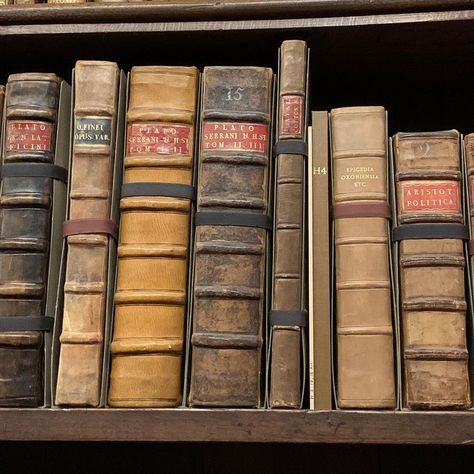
0,0 -> 473,25
0,409 -> 474,444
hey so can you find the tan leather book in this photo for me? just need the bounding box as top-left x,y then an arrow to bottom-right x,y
394,130 -> 471,409
55,61 -> 119,407
309,111 -> 332,410
330,106 -> 396,409
108,66 -> 198,407
189,66 -> 273,407
269,40 -> 307,409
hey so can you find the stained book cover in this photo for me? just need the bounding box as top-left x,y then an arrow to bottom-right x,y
0,73 -> 60,406
108,66 -> 199,407
393,130 -> 471,409
55,61 -> 120,407
189,66 -> 273,407
269,40 -> 308,409
330,106 -> 396,409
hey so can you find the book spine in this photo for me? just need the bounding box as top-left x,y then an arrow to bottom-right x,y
0,73 -> 59,406
55,61 -> 119,407
394,130 -> 470,409
331,106 -> 396,409
108,66 -> 198,407
269,40 -> 307,409
189,66 -> 273,407
311,111 -> 332,410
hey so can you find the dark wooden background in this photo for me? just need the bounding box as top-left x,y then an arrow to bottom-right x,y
1,442 -> 474,473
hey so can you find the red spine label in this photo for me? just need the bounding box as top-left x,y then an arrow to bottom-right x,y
401,181 -> 461,213
127,123 -> 191,155
6,120 -> 53,152
202,122 -> 268,153
280,95 -> 303,136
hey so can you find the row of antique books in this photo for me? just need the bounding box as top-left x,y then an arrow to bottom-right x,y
0,39 -> 473,411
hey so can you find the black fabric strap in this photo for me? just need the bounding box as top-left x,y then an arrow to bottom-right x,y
273,139 -> 308,157
121,182 -> 196,201
195,211 -> 272,230
1,163 -> 68,183
0,316 -> 54,332
393,223 -> 469,242
269,310 -> 307,327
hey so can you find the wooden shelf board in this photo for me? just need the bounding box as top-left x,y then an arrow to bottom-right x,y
0,409 -> 474,444
0,8 -> 473,36
0,0 -> 473,25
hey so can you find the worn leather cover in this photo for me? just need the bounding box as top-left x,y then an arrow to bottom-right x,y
331,106 -> 396,409
0,73 -> 60,406
108,66 -> 198,407
394,130 -> 471,409
55,61 -> 119,406
189,66 -> 273,407
269,40 -> 307,409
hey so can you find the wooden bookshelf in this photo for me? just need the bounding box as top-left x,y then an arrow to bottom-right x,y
1,0 -> 474,455
0,409 -> 473,444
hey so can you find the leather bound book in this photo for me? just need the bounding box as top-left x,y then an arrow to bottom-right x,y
331,106 -> 396,409
0,73 -> 60,406
269,40 -> 307,409
55,61 -> 119,407
108,66 -> 199,407
393,130 -> 471,409
189,66 -> 273,407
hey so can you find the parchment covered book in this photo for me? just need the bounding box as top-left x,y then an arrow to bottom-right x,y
331,106 -> 396,409
55,61 -> 119,407
0,73 -> 60,406
108,66 -> 199,407
394,130 -> 471,409
269,40 -> 308,409
189,66 -> 273,407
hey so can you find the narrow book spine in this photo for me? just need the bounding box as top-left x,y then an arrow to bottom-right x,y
331,106 -> 396,409
189,66 -> 273,407
311,111 -> 332,410
394,130 -> 470,409
269,40 -> 307,409
0,73 -> 59,407
108,66 -> 198,407
55,61 -> 119,407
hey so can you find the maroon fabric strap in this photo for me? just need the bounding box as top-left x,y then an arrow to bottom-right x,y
63,218 -> 118,240
332,202 -> 391,219
469,240 -> 474,257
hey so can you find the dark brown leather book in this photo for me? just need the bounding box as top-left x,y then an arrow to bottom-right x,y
0,73 -> 60,406
269,40 -> 307,409
393,130 -> 471,409
189,66 -> 273,407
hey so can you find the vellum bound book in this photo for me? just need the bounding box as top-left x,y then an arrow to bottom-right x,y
55,61 -> 120,407
0,73 -> 60,406
331,106 -> 396,409
393,130 -> 471,409
269,40 -> 308,408
108,66 -> 199,407
189,66 -> 273,407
